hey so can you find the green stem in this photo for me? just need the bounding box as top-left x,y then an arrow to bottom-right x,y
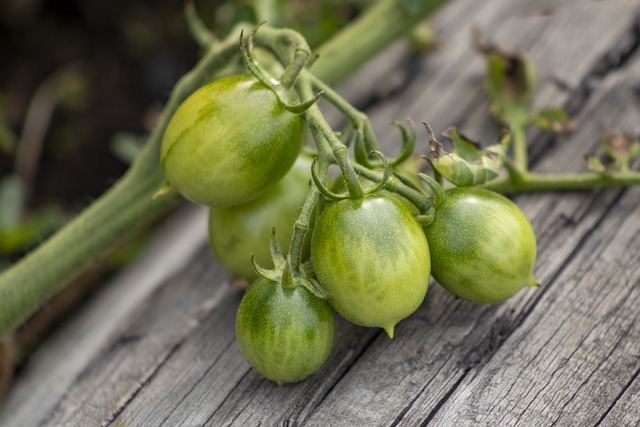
311,0 -> 449,86
308,73 -> 382,153
287,76 -> 329,275
511,120 -> 529,174
184,1 -> 217,48
280,48 -> 312,88
484,171 -> 640,194
352,163 -> 432,212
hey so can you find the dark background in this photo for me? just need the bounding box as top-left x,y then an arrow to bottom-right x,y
0,0 -> 202,210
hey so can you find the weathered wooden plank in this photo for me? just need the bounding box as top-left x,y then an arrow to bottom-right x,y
425,189 -> 640,426
2,1 -> 640,426
0,207 -> 212,427
301,4 -> 640,426
416,48 -> 640,426
598,370 -> 640,427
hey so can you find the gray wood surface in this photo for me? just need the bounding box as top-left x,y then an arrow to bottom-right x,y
2,1 -> 640,426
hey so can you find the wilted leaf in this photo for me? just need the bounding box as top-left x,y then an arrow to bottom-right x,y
425,124 -> 503,187
529,108 -> 575,132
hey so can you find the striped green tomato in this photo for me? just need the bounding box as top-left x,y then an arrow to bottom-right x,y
236,277 -> 335,385
161,74 -> 304,207
311,193 -> 430,337
425,187 -> 537,303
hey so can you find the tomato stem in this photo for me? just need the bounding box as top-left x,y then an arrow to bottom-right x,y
483,170 -> 640,193
280,48 -> 312,89
309,74 -> 382,155
351,163 -> 433,213
306,113 -> 365,199
511,119 -> 529,174
310,0 -> 450,87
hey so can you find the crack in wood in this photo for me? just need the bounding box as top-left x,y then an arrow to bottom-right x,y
280,329 -> 384,426
102,340 -> 183,427
593,364 -> 640,426
156,337 -> 238,427
419,369 -> 470,426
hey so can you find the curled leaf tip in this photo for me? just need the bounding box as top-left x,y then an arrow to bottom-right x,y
285,91 -> 323,114
365,150 -> 391,195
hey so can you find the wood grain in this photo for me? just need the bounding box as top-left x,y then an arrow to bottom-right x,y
1,1 -> 640,426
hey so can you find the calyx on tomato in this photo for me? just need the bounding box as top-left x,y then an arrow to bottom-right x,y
161,74 -> 304,207
425,186 -> 538,303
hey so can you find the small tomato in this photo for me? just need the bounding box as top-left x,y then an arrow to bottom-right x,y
311,193 -> 430,337
161,74 -> 304,207
236,277 -> 335,385
425,187 -> 537,303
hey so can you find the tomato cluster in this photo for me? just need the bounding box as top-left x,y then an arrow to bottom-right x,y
161,75 -> 538,385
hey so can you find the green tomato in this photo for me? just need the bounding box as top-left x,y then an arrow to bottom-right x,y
311,193 -> 430,337
425,187 -> 537,303
236,277 -> 335,385
208,155 -> 312,280
161,74 -> 304,207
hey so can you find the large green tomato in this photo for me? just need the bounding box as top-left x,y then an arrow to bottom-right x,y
236,277 -> 335,385
208,156 -> 312,280
425,187 -> 537,303
311,193 -> 430,337
161,74 -> 304,207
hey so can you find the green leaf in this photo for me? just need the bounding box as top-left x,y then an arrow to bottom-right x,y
601,131 -> 640,165
475,34 -> 537,124
585,154 -> 607,174
529,108 -> 575,132
0,207 -> 62,254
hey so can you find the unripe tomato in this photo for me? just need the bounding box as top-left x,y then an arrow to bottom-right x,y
425,187 -> 537,303
161,75 -> 304,207
208,155 -> 312,280
311,193 -> 430,337
236,277 -> 335,385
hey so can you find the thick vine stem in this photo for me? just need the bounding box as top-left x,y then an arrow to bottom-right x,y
483,171 -> 640,194
311,0 -> 449,86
